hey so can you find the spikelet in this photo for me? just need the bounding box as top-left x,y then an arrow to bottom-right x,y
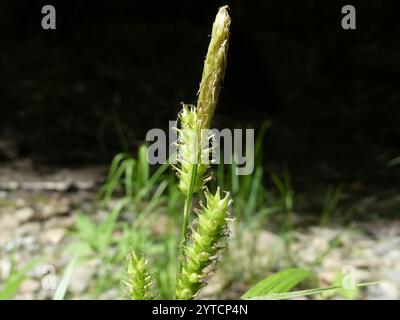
125,251 -> 156,300
174,104 -> 213,195
176,188 -> 231,300
174,6 -> 230,194
197,6 -> 231,129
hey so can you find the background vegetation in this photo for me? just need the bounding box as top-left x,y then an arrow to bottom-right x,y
0,0 -> 399,299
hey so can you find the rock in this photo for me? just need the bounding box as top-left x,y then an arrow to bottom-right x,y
0,213 -> 19,230
15,198 -> 27,208
256,230 -> 284,251
36,288 -> 56,300
0,258 -> 12,280
17,222 -> 41,236
150,214 -> 170,235
15,207 -> 35,223
43,216 -> 74,229
40,228 -> 66,245
367,281 -> 399,299
198,273 -> 225,299
99,288 -> 120,300
321,250 -> 343,269
0,232 -> 11,247
20,279 -> 40,293
69,264 -> 96,295
40,197 -> 70,219
227,224 -> 285,280
0,181 -> 18,191
318,270 -> 338,285
374,238 -> 400,255
384,249 -> 400,262
4,235 -> 36,252
13,292 -> 35,300
382,269 -> 400,286
75,181 -> 95,190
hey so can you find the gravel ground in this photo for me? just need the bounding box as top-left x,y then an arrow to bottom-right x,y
0,160 -> 399,300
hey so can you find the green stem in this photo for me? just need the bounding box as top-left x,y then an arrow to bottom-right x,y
175,164 -> 198,297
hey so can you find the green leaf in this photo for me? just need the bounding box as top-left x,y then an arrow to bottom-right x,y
65,241 -> 93,257
240,268 -> 311,299
0,260 -> 38,300
74,213 -> 96,242
124,158 -> 136,198
53,255 -> 79,300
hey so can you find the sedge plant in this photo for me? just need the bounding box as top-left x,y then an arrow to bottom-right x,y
125,5 -> 232,300
124,6 -> 377,300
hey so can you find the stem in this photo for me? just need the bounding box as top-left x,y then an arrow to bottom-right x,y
175,163 -> 198,296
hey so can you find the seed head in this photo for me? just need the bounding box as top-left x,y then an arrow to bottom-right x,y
176,188 -> 231,299
197,6 -> 231,129
125,251 -> 156,300
174,104 -> 213,195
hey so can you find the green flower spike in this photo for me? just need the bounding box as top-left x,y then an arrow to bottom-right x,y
174,104 -> 213,195
197,6 -> 231,129
125,251 -> 156,300
176,188 -> 232,300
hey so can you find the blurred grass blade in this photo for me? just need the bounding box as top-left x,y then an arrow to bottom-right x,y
138,145 -> 150,189
53,255 -> 79,300
0,260 -> 38,300
247,282 -> 380,300
244,167 -> 263,218
320,184 -> 343,227
97,153 -> 129,201
254,120 -> 269,167
124,158 -> 136,198
106,153 -> 129,183
140,180 -> 168,216
240,268 -> 311,299
250,286 -> 342,300
387,156 -> 400,167
112,111 -> 130,154
216,155 -> 225,188
97,197 -> 131,251
101,158 -> 130,204
231,155 -> 239,196
137,161 -> 170,200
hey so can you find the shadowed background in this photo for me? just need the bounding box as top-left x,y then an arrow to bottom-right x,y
1,0 -> 399,191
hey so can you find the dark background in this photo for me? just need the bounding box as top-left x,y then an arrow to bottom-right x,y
0,0 -> 399,192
